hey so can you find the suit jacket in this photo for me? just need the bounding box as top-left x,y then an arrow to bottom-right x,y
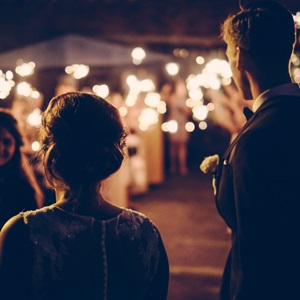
215,92 -> 300,300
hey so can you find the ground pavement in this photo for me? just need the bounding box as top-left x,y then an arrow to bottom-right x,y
131,170 -> 231,300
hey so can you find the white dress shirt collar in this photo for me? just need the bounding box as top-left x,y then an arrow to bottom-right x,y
252,83 -> 300,112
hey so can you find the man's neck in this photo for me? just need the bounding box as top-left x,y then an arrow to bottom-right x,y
250,73 -> 292,99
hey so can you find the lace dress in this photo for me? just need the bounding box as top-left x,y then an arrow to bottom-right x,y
0,207 -> 169,299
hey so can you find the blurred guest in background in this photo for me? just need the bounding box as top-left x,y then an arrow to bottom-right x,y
214,1 -> 300,299
126,128 -> 148,195
0,92 -> 169,299
206,84 -> 253,141
0,108 -> 44,229
100,92 -> 131,208
163,78 -> 191,176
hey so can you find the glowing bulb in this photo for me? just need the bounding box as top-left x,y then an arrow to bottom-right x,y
31,141 -> 40,152
165,62 -> 179,76
131,47 -> 146,60
15,61 -> 35,76
93,84 -> 109,98
199,121 -> 208,130
185,122 -> 195,132
144,92 -> 160,107
193,105 -> 208,121
196,56 -> 205,65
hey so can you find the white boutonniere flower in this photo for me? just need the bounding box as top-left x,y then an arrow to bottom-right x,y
200,154 -> 219,195
200,154 -> 219,174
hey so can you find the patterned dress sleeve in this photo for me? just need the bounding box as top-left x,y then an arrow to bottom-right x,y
116,209 -> 169,299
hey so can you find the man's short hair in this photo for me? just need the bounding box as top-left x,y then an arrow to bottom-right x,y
221,1 -> 296,63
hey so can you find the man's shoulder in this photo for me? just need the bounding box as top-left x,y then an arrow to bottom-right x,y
256,95 -> 300,119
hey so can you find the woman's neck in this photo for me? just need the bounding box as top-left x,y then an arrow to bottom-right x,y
54,186 -> 122,219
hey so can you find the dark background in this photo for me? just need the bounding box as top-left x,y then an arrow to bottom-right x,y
0,0 -> 299,169
0,0 -> 299,53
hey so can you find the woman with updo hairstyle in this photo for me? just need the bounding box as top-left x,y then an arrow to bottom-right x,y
0,92 -> 169,300
0,108 -> 44,229
40,92 -> 126,207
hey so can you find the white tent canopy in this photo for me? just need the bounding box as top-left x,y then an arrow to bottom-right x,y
0,34 -> 170,70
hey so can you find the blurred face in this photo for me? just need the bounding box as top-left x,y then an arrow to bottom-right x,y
0,128 -> 16,166
226,44 -> 252,100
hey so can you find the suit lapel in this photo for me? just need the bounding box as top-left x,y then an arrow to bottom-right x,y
215,94 -> 300,225
222,111 -> 257,162
222,96 -> 290,162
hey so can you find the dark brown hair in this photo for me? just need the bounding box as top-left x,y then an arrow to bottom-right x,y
0,108 -> 44,207
221,1 -> 296,65
39,92 -> 127,193
0,108 -> 23,149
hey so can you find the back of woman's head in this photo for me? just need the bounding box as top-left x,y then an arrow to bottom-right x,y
39,92 -> 127,191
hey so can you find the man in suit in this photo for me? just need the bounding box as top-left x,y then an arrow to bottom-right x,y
216,1 -> 300,299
